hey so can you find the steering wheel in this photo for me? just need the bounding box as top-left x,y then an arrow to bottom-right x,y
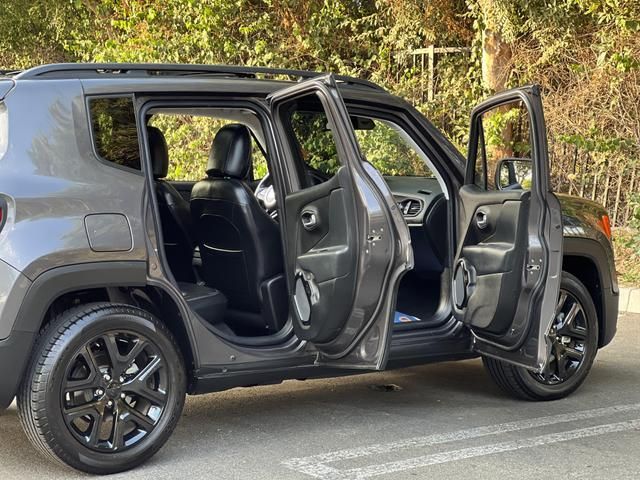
254,173 -> 278,219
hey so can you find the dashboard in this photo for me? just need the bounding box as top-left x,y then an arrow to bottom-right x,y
384,176 -> 444,226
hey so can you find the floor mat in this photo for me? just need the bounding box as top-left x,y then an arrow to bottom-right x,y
394,311 -> 422,324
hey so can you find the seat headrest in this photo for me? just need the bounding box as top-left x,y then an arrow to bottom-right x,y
207,124 -> 252,179
148,126 -> 169,179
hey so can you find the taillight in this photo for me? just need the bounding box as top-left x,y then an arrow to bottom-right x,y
598,214 -> 612,239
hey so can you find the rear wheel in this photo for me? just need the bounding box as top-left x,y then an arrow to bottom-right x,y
483,272 -> 599,401
17,303 -> 186,474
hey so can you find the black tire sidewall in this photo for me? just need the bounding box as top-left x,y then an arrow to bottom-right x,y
513,272 -> 599,399
31,306 -> 186,474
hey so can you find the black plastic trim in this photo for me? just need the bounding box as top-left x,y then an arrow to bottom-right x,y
0,330 -> 36,409
563,237 -> 619,347
14,261 -> 147,333
0,261 -> 146,410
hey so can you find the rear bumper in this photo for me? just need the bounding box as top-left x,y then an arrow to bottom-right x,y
0,260 -> 34,409
0,330 -> 36,409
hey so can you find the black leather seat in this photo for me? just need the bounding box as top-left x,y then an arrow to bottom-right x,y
190,124 -> 287,333
148,126 -> 196,282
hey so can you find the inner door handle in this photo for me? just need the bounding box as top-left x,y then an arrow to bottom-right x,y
301,209 -> 319,231
475,210 -> 489,230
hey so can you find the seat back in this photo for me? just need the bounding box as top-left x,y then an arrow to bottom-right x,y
148,126 -> 195,282
190,125 -> 286,327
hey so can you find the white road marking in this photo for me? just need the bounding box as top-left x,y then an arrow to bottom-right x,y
335,419 -> 640,480
282,403 -> 640,479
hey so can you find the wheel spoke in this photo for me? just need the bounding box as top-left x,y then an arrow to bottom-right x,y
121,404 -> 155,430
556,353 -> 568,379
103,333 -> 125,377
123,338 -> 147,368
124,356 -> 165,405
87,412 -> 104,447
556,291 -> 568,314
564,346 -> 584,361
64,399 -> 103,419
558,302 -> 587,340
135,356 -> 162,383
111,409 -> 126,450
65,346 -> 102,392
560,301 -> 578,327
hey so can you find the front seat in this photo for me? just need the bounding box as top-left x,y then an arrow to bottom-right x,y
190,124 -> 287,333
148,126 -> 196,282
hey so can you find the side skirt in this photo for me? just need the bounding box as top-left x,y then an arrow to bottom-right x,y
191,317 -> 473,394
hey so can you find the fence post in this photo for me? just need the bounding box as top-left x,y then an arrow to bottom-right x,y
625,165 -> 637,225
613,172 -> 623,226
427,45 -> 435,102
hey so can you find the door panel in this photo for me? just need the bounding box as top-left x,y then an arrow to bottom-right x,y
454,185 -> 529,334
268,75 -> 412,369
454,86 -> 562,372
283,169 -> 357,343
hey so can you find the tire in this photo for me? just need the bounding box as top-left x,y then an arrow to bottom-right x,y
17,303 -> 186,474
483,272 -> 599,401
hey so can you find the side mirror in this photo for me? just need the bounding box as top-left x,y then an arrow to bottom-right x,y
495,158 -> 532,190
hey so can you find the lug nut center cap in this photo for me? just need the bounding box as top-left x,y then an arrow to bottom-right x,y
106,383 -> 122,399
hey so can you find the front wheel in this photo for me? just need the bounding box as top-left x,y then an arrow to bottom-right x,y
483,272 -> 599,401
17,303 -> 186,474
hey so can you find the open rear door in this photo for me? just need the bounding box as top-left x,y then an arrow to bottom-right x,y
452,85 -> 563,372
267,75 -> 412,369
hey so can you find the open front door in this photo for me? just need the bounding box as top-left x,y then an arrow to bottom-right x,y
267,75 -> 412,369
452,85 -> 563,372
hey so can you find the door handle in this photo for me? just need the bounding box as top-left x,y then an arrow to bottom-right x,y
475,210 -> 489,230
301,210 -> 319,231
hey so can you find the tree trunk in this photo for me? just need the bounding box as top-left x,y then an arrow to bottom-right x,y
478,0 -> 514,162
478,0 -> 512,93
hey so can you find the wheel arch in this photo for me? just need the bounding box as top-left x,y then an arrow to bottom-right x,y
562,237 -> 619,347
11,262 -> 198,395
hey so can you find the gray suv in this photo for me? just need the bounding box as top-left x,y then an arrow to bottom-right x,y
0,64 -> 618,474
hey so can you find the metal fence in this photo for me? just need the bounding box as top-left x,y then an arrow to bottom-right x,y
550,144 -> 638,226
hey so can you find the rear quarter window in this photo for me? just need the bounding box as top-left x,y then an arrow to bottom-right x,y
89,97 -> 141,171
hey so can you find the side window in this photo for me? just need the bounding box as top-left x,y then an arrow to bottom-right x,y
252,145 -> 269,180
289,109 -> 340,181
473,132 -> 487,189
147,114 -> 268,182
472,101 -> 532,191
353,118 -> 435,177
89,97 -> 141,171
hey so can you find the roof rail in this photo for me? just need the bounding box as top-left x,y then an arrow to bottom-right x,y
0,70 -> 21,77
15,63 -> 384,91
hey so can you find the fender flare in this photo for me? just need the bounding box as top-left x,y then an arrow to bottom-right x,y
562,237 -> 619,347
0,261 -> 198,410
15,261 -> 147,333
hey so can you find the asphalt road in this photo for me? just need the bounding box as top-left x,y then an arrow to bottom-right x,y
1,312 -> 639,480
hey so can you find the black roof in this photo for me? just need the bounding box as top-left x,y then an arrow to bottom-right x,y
14,63 -> 384,91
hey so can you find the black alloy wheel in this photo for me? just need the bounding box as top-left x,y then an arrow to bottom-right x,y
18,304 -> 186,474
530,288 -> 589,385
61,330 -> 169,452
483,271 -> 599,401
